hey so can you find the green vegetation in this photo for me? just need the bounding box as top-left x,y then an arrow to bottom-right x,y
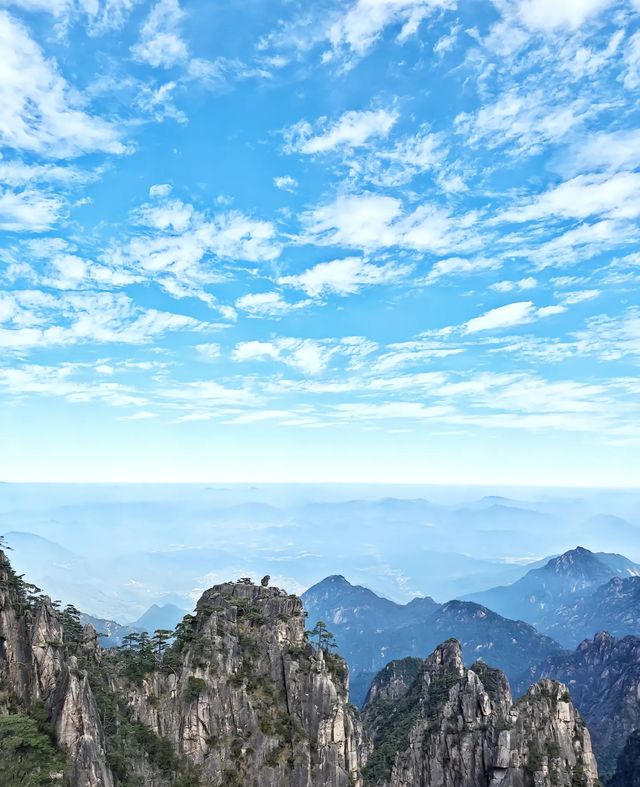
307,620 -> 337,652
186,676 -> 206,701
0,713 -> 65,786
363,664 -> 460,786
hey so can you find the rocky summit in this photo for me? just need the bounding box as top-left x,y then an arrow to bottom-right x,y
361,639 -> 598,787
520,630 -> 640,775
0,549 -> 363,786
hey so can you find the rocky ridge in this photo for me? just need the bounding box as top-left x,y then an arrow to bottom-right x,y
519,631 -> 640,775
1,548 -> 606,787
361,639 -> 599,787
302,574 -> 561,706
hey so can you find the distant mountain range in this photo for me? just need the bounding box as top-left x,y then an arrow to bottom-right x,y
301,574 -> 561,706
463,546 -> 640,646
3,485 -> 640,620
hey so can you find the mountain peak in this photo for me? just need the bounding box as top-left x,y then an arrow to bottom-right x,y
545,546 -> 609,577
426,638 -> 464,675
319,574 -> 351,586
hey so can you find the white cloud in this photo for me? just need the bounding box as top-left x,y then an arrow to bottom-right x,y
0,290 -> 208,349
326,0 -> 455,59
274,175 -> 298,191
285,108 -> 398,154
134,79 -> 186,124
370,340 -> 463,372
302,193 -> 402,250
559,129 -> 640,176
559,289 -> 600,305
235,291 -> 310,318
149,183 -> 172,198
433,24 -> 460,54
623,30 -> 640,90
528,219 -> 639,267
490,277 -> 537,292
423,256 -> 498,283
0,11 -> 126,158
463,300 -> 564,333
499,172 -> 640,223
0,363 -> 149,408
231,340 -> 280,363
233,338 -> 332,375
131,0 -> 188,68
0,188 -> 65,231
136,198 -> 194,232
455,90 -> 595,156
232,336 -> 376,376
302,193 -> 478,254
574,308 -> 640,360
465,301 -> 536,333
0,160 -> 94,187
279,256 -> 411,296
0,0 -> 139,34
492,0 -> 616,32
354,129 -> 445,187
104,195 -> 281,305
195,342 -> 220,359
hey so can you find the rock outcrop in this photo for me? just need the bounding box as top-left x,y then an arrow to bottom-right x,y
105,579 -> 365,786
0,549 -> 114,786
361,638 -> 599,787
1,549 -> 364,786
519,630 -> 640,774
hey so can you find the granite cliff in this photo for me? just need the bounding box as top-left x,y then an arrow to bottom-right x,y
0,550 -> 363,786
361,639 -> 599,787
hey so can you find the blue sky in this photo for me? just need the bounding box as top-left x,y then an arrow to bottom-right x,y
1,0 -> 640,485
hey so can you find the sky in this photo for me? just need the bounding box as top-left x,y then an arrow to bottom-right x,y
1,0 -> 640,485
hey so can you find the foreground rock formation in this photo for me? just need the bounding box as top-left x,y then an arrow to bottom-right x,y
361,639 -> 599,787
106,579 -> 364,786
0,549 -> 362,786
0,549 -> 113,786
0,548 -> 603,786
520,631 -> 640,775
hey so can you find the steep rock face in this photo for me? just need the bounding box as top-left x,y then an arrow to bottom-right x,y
110,580 -> 364,786
364,658 -> 423,705
362,639 -> 598,787
0,549 -> 114,787
520,631 -> 640,774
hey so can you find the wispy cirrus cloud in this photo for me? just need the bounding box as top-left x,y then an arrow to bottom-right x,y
279,256 -> 412,296
284,108 -> 398,154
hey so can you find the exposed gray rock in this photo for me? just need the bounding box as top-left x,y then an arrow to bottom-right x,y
118,580 -> 364,786
520,630 -> 640,774
0,549 -> 114,787
362,639 -> 599,787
